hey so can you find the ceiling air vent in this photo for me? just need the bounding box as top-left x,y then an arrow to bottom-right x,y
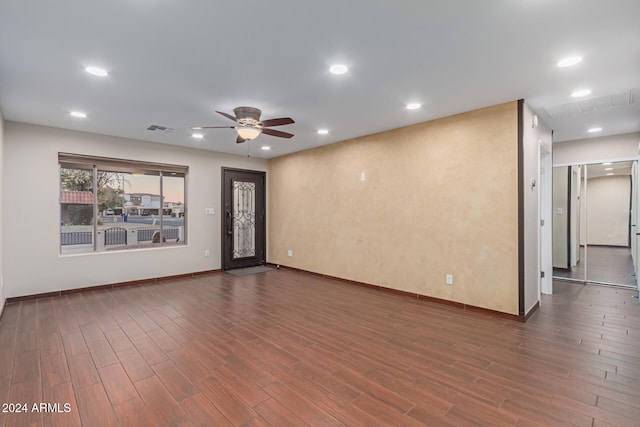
147,124 -> 175,133
545,90 -> 633,118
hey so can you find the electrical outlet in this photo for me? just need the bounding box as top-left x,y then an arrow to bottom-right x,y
446,274 -> 453,285
204,249 -> 210,257
287,249 -> 293,257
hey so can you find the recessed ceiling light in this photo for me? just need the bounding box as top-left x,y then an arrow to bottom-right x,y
85,66 -> 108,77
192,133 -> 204,139
605,167 -> 613,171
317,129 -> 329,135
587,127 -> 602,133
606,173 -> 614,176
329,64 -> 348,75
557,56 -> 582,68
406,103 -> 421,110
261,146 -> 271,151
571,89 -> 591,98
70,111 -> 87,118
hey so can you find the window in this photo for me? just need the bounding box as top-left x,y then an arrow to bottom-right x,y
59,153 -> 187,254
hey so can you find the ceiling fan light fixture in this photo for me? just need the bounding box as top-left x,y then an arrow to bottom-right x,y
237,126 -> 261,140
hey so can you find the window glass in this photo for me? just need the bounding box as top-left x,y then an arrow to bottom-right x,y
60,166 -> 95,254
161,173 -> 186,246
59,155 -> 187,254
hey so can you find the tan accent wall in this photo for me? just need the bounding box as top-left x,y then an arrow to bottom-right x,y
268,101 -> 520,314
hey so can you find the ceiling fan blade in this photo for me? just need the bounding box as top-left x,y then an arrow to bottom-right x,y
216,111 -> 238,122
260,117 -> 295,127
236,135 -> 246,144
262,128 -> 294,139
192,126 -> 236,129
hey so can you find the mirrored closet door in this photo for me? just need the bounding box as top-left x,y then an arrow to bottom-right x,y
552,160 -> 638,288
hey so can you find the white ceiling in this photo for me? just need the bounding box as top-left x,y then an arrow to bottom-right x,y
1,0 -> 639,159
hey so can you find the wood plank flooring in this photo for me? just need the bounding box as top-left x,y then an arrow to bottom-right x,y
1,269 -> 639,426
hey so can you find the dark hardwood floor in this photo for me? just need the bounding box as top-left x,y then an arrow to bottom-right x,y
1,269 -> 639,426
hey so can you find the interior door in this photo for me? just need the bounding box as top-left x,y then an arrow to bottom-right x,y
222,168 -> 266,270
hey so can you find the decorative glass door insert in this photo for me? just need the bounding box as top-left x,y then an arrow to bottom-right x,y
232,180 -> 256,259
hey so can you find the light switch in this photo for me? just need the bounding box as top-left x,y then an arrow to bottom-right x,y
360,172 -> 366,181
205,208 -> 215,215
557,208 -> 564,215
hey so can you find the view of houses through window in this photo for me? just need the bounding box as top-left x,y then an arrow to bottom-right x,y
59,154 -> 187,254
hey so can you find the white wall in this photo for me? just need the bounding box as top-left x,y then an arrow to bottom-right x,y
587,175 -> 631,246
0,109 -> 4,314
553,132 -> 640,165
3,122 -> 267,298
522,103 -> 552,315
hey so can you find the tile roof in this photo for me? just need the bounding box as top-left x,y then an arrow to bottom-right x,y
60,191 -> 94,204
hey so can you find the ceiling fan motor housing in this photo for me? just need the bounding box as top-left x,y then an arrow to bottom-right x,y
234,106 -> 262,124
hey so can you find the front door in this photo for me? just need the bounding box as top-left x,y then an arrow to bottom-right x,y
222,168 -> 266,270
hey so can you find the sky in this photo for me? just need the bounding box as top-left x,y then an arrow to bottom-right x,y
123,174 -> 184,203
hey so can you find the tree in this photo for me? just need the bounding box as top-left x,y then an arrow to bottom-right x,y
61,168 -> 128,210
61,168 -> 92,191
98,186 -> 124,212
61,169 -> 128,193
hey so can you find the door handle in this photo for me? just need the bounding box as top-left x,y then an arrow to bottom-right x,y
226,209 -> 233,235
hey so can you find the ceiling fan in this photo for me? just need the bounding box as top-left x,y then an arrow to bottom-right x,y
193,106 -> 294,143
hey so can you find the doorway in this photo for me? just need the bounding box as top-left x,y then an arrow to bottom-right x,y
552,160 -> 637,288
221,168 -> 266,270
